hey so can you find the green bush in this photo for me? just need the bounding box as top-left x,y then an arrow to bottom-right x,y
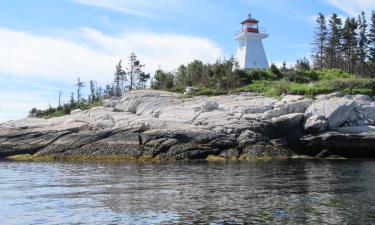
316,69 -> 355,80
240,78 -> 375,97
197,87 -> 229,96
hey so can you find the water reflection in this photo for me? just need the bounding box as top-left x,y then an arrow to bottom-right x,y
0,160 -> 374,224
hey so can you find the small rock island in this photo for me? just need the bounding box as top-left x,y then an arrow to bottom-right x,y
1,90 -> 374,161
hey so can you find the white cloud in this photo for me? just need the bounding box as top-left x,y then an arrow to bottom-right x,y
0,27 -> 223,85
0,28 -> 115,84
325,0 -> 375,16
73,0 -> 181,17
0,91 -> 53,123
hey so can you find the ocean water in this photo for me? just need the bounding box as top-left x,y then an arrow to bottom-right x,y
0,159 -> 374,224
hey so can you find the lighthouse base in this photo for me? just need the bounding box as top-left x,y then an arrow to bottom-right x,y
234,32 -> 269,69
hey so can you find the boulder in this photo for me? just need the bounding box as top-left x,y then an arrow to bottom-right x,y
184,87 -> 198,95
237,130 -> 269,147
304,98 -> 356,128
348,103 -> 375,126
354,94 -> 372,104
304,115 -> 329,134
267,113 -> 304,138
262,98 -> 313,120
290,127 -> 375,158
201,100 -> 219,112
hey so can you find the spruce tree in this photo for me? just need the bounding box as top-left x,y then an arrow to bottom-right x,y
312,13 -> 328,69
326,14 -> 343,69
75,77 -> 85,102
281,61 -> 287,72
105,85 -> 113,98
96,86 -> 103,101
176,65 -> 187,87
369,11 -> 375,75
342,17 -> 358,73
127,52 -> 137,90
138,71 -> 150,89
70,92 -> 75,106
358,11 -> 369,76
126,52 -> 148,89
114,60 -> 126,96
89,80 -> 97,102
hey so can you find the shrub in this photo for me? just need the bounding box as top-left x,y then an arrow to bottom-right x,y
245,69 -> 278,81
197,87 -> 229,96
282,69 -> 311,83
316,69 -> 355,80
239,78 -> 375,97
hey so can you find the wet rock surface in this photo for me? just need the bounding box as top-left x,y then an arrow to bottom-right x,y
1,90 -> 375,160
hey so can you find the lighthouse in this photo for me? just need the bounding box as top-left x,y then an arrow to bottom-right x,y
233,14 -> 269,69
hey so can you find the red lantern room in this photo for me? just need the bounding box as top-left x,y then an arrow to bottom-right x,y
241,14 -> 259,33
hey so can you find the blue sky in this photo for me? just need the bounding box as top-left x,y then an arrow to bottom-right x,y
0,0 -> 374,122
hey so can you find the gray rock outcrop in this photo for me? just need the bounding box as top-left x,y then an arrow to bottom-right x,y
1,90 -> 375,160
304,98 -> 356,128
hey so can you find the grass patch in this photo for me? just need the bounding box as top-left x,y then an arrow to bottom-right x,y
239,78 -> 375,97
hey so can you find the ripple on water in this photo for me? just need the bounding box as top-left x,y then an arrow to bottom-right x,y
0,159 -> 375,224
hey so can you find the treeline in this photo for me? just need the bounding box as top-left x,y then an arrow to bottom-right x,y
151,57 -> 326,94
30,52 -> 150,118
312,11 -> 375,76
151,57 -> 241,92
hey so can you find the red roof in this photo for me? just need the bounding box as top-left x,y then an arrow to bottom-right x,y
241,18 -> 259,24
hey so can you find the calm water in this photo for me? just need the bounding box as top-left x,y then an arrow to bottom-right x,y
0,159 -> 375,225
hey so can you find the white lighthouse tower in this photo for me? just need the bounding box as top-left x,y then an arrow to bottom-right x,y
233,14 -> 269,69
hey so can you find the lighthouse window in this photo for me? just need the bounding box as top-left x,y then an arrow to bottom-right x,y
247,23 -> 258,29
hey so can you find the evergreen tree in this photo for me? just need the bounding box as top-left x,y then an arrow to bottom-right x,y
368,11 -> 375,75
127,52 -> 138,90
96,86 -> 103,101
326,14 -> 343,69
176,65 -> 187,87
123,52 -> 149,90
152,69 -> 174,90
281,61 -> 287,72
358,11 -> 369,76
75,77 -> 85,102
138,71 -> 150,89
114,60 -> 126,96
342,17 -> 358,73
296,57 -> 311,71
105,85 -> 113,98
312,13 -> 328,69
70,92 -> 75,106
186,60 -> 204,86
89,80 -> 97,102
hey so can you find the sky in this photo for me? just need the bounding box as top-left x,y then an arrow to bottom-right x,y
0,0 -> 374,122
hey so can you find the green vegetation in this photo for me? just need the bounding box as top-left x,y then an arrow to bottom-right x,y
153,57 -> 375,98
30,100 -> 103,119
240,78 -> 375,97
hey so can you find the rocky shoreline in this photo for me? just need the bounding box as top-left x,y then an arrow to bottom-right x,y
1,90 -> 374,161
